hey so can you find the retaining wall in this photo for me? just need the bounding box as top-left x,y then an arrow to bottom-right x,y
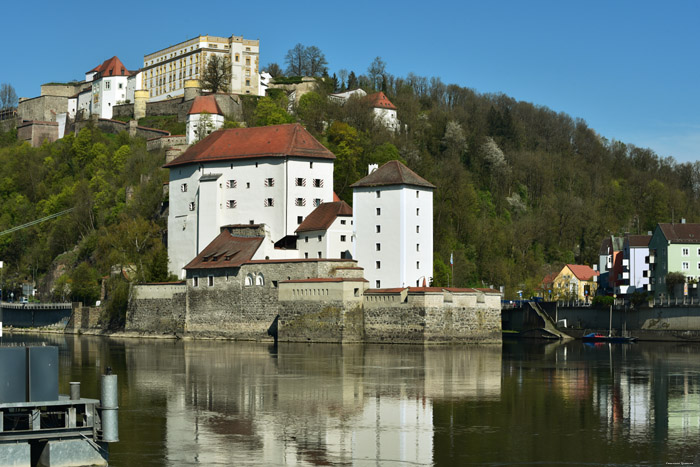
126,283 -> 186,334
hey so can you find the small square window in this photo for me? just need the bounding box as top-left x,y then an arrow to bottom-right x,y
416,261 -> 420,269
341,220 -> 346,225
226,179 -> 237,188
341,235 -> 346,242
318,235 -> 322,242
181,183 -> 188,192
376,225 -> 381,233
304,252 -> 309,258
305,236 -> 309,243
416,208 -> 420,216
313,178 -> 323,188
416,244 -> 420,252
683,248 -> 689,256
376,261 -> 381,269
416,225 -> 420,233
297,216 -> 303,224
295,177 -> 306,186
226,200 -> 236,209
188,202 -> 195,211
376,208 -> 381,216
296,198 -> 306,206
193,276 -> 199,287
265,177 -> 274,187
376,243 -> 381,251
208,276 -> 214,286
375,280 -> 381,288
683,262 -> 689,270
246,182 -> 250,189
376,190 -> 381,198
317,252 -> 322,258
265,198 -> 274,207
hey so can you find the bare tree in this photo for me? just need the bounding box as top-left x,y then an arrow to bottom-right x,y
0,83 -> 18,110
264,62 -> 283,77
285,44 -> 328,77
306,46 -> 328,77
337,69 -> 349,90
200,55 -> 231,93
285,43 -> 306,76
367,57 -> 386,91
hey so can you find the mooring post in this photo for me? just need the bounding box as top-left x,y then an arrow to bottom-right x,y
100,368 -> 119,443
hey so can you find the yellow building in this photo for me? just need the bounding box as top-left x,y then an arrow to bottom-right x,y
542,264 -> 599,302
142,34 -> 260,102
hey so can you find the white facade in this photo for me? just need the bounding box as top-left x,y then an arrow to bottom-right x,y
298,216 -> 354,260
77,89 -> 91,119
142,34 -> 262,102
621,241 -> 651,295
126,71 -> 143,104
92,75 -> 129,119
168,158 -> 333,276
373,107 -> 399,132
186,112 -> 225,144
353,185 -> 433,289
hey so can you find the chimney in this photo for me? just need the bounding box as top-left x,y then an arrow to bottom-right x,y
682,218 -> 686,224
593,264 -> 598,271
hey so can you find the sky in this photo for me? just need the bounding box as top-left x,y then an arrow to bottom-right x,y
2,0 -> 699,162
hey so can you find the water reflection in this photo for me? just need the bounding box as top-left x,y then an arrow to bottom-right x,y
5,333 -> 700,465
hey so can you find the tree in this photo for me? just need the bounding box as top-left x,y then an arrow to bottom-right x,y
265,62 -> 283,77
337,69 -> 349,91
253,97 -> 294,127
284,44 -> 328,77
0,84 -> 17,110
201,55 -> 231,93
347,71 -> 358,90
195,111 -> 214,142
367,57 -> 387,91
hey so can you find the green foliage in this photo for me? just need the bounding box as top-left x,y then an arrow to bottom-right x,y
592,295 -> 614,307
666,272 -> 686,297
253,97 -> 294,127
70,262 -> 100,305
271,76 -> 304,85
137,115 -> 186,135
104,277 -> 130,329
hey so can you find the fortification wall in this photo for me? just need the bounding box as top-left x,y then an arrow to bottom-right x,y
18,95 -> 68,122
278,301 -> 363,343
17,121 -> 58,147
126,283 -> 186,334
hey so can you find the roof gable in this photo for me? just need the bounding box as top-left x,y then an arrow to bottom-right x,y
89,56 -> 131,78
296,201 -> 352,233
185,231 -> 263,269
564,264 -> 599,281
366,92 -> 396,110
164,123 -> 335,168
350,160 -> 435,189
188,95 -> 223,115
658,223 -> 700,244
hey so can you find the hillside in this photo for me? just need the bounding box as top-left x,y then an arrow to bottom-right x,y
0,73 -> 697,315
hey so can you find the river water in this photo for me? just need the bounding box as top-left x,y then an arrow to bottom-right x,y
5,333 -> 700,466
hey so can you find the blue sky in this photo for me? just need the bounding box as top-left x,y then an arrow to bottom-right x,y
3,1 -> 699,162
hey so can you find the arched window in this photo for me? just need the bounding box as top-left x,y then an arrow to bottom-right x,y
256,273 -> 265,286
245,274 -> 254,286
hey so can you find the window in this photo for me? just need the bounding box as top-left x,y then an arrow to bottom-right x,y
295,177 -> 306,186
417,261 -> 420,269
105,81 -> 111,90
188,202 -> 195,211
317,252 -> 322,258
313,198 -> 322,207
376,190 -> 381,198
246,182 -> 250,189
310,162 -> 314,168
376,225 -> 381,233
265,198 -> 274,207
376,208 -> 381,216
318,235 -> 322,242
193,276 -> 199,287
416,225 -> 420,233
265,177 -> 275,187
416,208 -> 420,216
208,276 -> 214,287
376,261 -> 381,269
416,190 -> 420,198
340,235 -> 346,242
256,274 -> 264,286
246,57 -> 251,65
226,200 -> 237,209
295,198 -> 306,206
181,183 -> 188,192
246,79 -> 251,86
376,243 -> 381,251
683,248 -> 690,256
304,252 -> 309,258
226,179 -> 237,188
118,83 -> 123,89
313,179 -> 323,187
305,236 -> 309,243
341,220 -> 346,225
416,244 -> 420,252
297,216 -> 303,224
683,262 -> 690,270
375,280 -> 381,288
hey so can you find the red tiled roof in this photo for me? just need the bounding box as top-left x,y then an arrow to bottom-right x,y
279,278 -> 368,283
88,56 -> 131,78
188,95 -> 223,115
626,235 -> 651,247
364,288 -> 405,294
164,123 -> 335,168
184,232 -> 263,269
296,201 -> 352,233
541,272 -> 558,286
246,258 -> 356,264
566,264 -> 599,281
333,192 -> 341,202
350,160 -> 435,189
658,223 -> 700,244
365,92 -> 397,110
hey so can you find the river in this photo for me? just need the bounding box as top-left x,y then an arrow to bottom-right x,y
4,333 -> 700,466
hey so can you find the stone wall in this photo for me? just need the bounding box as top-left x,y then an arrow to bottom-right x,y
66,303 -> 103,332
113,93 -> 241,123
558,305 -> 700,332
40,83 -> 87,97
18,95 -> 68,122
74,119 -> 170,140
112,103 -> 134,119
126,283 -> 186,334
147,135 -> 187,152
17,121 -> 58,147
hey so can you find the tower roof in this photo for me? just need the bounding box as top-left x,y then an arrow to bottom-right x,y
88,56 -> 131,78
296,201 -> 352,233
188,95 -> 223,115
366,92 -> 396,110
350,160 -> 435,189
164,123 -> 336,168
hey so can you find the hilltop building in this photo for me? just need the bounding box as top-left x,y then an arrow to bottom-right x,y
350,161 -> 435,289
142,35 -> 262,101
185,95 -> 225,144
85,56 -> 138,119
329,89 -> 400,131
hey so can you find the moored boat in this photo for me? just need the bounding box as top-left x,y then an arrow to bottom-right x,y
582,332 -> 637,343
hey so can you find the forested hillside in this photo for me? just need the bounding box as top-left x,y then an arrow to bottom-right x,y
1,67 -> 698,314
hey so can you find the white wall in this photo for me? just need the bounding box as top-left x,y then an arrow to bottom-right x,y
168,165 -> 201,277
297,217 -> 353,260
629,246 -> 650,293
373,107 -> 399,132
93,76 -> 129,118
353,185 -> 433,288
285,159 -> 334,237
186,113 -> 225,144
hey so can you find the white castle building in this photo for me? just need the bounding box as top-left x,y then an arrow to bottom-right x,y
142,34 -> 262,102
165,124 -> 434,286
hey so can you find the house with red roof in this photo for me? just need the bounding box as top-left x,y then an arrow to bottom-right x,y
328,89 -> 400,131
548,264 -> 599,302
186,95 -> 225,144
296,201 -> 353,260
86,56 -> 137,119
164,123 -> 336,277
